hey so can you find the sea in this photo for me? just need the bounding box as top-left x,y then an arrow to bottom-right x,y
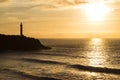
0,38 -> 120,80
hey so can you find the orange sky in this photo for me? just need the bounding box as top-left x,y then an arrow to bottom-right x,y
0,0 -> 120,38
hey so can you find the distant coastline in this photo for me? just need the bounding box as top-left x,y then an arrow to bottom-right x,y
0,34 -> 51,51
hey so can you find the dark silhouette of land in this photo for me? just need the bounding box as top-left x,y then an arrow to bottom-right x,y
0,22 -> 51,51
0,34 -> 51,51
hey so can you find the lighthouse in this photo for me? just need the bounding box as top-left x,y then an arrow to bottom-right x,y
20,22 -> 23,36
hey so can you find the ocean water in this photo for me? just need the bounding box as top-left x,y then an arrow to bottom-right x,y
0,38 -> 120,80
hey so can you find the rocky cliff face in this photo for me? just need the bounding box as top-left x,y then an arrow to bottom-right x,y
0,34 -> 51,51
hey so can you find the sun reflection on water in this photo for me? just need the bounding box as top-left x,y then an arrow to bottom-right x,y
91,38 -> 103,45
88,38 -> 106,67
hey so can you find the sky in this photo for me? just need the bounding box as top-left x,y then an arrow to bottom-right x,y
0,0 -> 120,38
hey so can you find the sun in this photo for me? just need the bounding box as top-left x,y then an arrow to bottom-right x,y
83,2 -> 110,21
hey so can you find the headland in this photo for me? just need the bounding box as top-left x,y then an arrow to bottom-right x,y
0,34 -> 51,51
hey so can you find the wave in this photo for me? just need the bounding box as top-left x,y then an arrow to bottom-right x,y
19,58 -> 120,75
70,64 -> 120,75
0,68 -> 61,80
29,52 -> 85,59
20,58 -> 67,65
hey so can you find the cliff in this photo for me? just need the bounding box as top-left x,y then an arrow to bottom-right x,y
0,34 -> 51,51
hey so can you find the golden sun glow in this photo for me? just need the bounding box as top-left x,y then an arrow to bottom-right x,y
83,2 -> 110,21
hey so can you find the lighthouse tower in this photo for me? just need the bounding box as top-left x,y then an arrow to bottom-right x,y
20,22 -> 23,36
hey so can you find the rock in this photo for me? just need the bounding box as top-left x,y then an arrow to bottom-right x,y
0,34 -> 51,51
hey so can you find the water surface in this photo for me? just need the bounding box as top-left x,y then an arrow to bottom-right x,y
0,38 -> 120,80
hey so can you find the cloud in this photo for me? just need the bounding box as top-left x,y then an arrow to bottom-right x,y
0,0 -> 88,19
0,0 -> 120,22
30,0 -> 88,9
26,0 -> 120,10
0,0 -> 120,10
0,0 -> 8,2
